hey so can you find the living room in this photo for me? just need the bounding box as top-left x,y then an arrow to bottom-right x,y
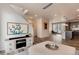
0,3 -> 79,55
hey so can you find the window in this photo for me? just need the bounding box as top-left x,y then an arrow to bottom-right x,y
52,23 -> 62,33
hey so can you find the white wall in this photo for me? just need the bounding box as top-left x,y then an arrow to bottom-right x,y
1,5 -> 28,40
42,18 -> 49,38
37,18 -> 49,38
0,5 -> 33,51
0,24 -> 1,50
36,16 -> 66,39
28,18 -> 37,37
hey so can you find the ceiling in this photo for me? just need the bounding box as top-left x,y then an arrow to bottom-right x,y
1,3 -> 79,20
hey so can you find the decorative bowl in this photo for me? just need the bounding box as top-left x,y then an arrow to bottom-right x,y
45,43 -> 59,50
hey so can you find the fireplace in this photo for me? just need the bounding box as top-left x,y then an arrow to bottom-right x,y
5,35 -> 32,54
16,39 -> 26,49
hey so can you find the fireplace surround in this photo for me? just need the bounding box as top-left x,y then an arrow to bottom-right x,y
3,35 -> 33,55
16,39 -> 26,49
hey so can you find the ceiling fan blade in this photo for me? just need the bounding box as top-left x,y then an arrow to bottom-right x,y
43,3 -> 53,9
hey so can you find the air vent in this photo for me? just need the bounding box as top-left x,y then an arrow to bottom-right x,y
43,3 -> 53,9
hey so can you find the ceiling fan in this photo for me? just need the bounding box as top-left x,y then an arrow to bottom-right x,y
43,3 -> 53,9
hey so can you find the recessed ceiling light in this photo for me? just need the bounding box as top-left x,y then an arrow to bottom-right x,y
63,24 -> 68,26
54,14 -> 57,16
35,14 -> 38,17
23,9 -> 28,14
76,9 -> 79,11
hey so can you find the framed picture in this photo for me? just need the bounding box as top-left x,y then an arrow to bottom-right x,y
7,22 -> 29,35
44,22 -> 48,29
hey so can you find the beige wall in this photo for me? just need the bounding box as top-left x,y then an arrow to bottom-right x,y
42,18 -> 49,38
31,15 -> 66,39
36,18 -> 49,38
28,18 -> 37,37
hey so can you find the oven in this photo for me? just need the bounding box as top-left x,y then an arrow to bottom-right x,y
16,39 -> 26,49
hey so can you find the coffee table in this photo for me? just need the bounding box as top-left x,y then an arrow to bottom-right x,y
28,41 -> 76,55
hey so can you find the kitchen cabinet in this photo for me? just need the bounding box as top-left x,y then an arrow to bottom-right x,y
65,31 -> 72,40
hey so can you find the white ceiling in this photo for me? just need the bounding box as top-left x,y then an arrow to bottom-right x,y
1,3 -> 79,20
